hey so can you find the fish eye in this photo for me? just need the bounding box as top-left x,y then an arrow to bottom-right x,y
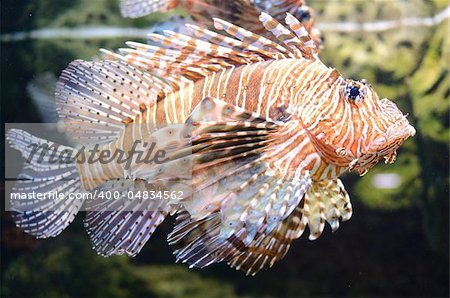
349,86 -> 360,98
344,82 -> 366,103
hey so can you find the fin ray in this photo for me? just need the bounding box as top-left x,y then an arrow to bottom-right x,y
85,179 -> 170,256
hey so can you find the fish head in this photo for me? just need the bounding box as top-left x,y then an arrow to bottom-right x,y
336,79 -> 416,175
305,78 -> 415,176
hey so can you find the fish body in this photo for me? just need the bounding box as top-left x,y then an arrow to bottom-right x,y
7,13 -> 414,275
66,57 -> 342,193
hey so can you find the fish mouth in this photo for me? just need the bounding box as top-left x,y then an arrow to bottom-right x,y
379,117 -> 415,166
376,98 -> 416,160
378,114 -> 415,159
349,113 -> 415,176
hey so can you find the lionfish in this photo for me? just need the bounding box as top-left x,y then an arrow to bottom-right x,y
7,13 -> 415,275
120,0 -> 322,47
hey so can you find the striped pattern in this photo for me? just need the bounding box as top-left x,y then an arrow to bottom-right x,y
8,13 -> 415,275
227,203 -> 305,275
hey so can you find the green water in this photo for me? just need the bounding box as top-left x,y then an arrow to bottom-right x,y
1,0 -> 449,297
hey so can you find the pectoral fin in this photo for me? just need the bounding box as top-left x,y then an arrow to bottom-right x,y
167,97 -> 312,269
227,178 -> 353,275
303,179 -> 352,240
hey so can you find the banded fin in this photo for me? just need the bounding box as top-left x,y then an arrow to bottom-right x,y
303,179 -> 352,240
167,97 -> 311,268
108,33 -> 262,81
213,17 -> 290,58
169,172 -> 310,269
120,0 -> 180,18
6,129 -> 83,238
228,179 -> 352,274
260,12 -> 318,59
127,0 -> 322,48
169,210 -> 245,268
109,38 -> 242,81
104,12 -> 319,84
85,179 -> 170,257
118,0 -> 322,50
185,24 -> 279,61
228,204 -> 306,275
56,59 -> 173,144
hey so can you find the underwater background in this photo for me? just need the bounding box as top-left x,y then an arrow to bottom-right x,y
1,0 -> 449,297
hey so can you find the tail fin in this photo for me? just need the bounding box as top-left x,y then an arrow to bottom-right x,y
6,129 -> 83,238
